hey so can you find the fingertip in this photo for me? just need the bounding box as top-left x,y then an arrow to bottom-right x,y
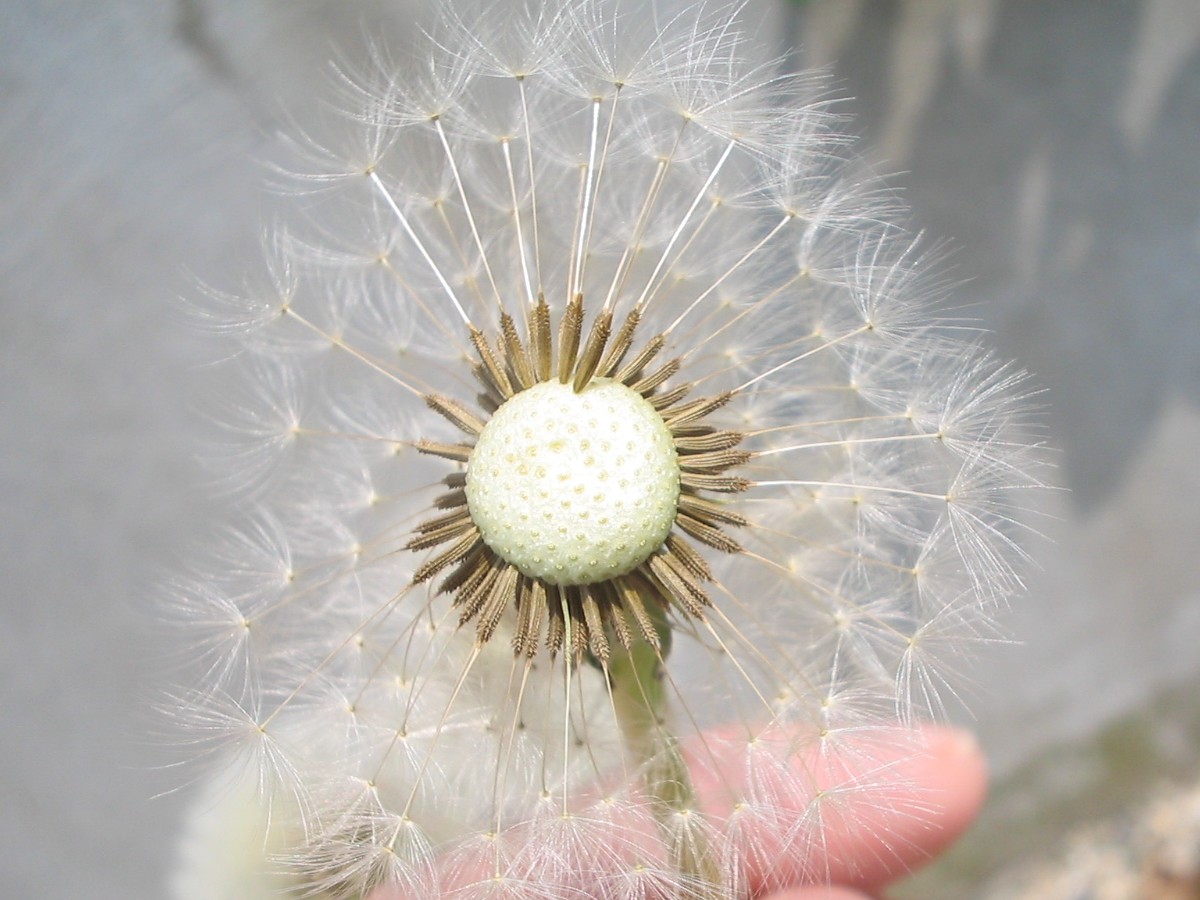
911,725 -> 989,840
849,724 -> 988,891
901,725 -> 989,847
722,723 -> 989,894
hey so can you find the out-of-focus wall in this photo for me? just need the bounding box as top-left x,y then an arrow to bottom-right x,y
2,2 -> 1197,896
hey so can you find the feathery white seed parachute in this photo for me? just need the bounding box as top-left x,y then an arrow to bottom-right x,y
167,2 -> 1042,898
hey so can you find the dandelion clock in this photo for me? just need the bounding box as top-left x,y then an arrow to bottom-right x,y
165,2 -> 1041,897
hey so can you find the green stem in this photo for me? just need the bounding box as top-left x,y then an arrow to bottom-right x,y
606,604 -> 723,897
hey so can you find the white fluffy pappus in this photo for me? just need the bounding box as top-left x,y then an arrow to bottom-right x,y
165,2 -> 1043,898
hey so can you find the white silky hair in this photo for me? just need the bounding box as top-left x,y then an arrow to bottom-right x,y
167,1 -> 1041,896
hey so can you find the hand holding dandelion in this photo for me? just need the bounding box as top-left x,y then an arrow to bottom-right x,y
364,723 -> 988,899
167,2 -> 1039,898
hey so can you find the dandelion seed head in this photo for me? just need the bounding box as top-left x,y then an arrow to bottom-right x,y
466,378 -> 680,585
166,2 -> 1042,897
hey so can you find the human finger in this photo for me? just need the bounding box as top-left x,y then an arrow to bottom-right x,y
688,725 -> 985,895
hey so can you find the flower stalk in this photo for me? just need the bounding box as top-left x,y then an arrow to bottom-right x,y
606,598 -> 724,897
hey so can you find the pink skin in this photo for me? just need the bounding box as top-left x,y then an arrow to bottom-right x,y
368,725 -> 986,899
738,726 -> 987,898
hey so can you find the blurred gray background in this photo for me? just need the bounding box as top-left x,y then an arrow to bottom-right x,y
2,1 -> 1198,896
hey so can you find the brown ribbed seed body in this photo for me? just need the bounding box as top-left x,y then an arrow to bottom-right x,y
408,296 -> 751,662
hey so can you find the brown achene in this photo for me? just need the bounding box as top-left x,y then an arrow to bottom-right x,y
408,294 -> 751,663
